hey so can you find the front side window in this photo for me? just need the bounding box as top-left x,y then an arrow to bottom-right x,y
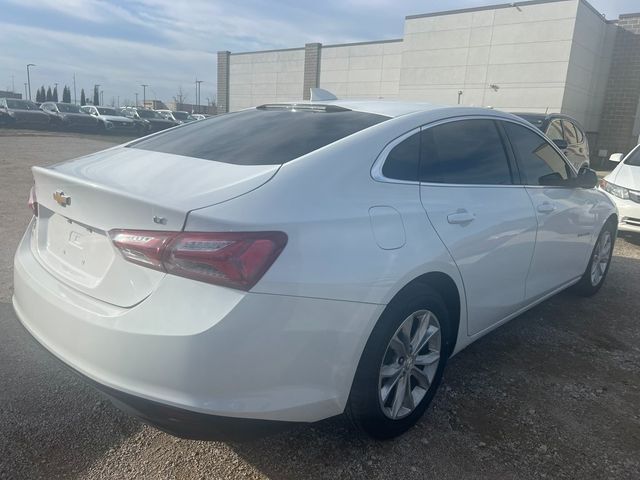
420,119 -> 512,185
381,132 -> 420,181
97,107 -> 118,115
504,122 -> 572,185
129,106 -> 388,165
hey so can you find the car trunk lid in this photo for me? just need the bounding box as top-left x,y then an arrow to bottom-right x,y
31,147 -> 280,307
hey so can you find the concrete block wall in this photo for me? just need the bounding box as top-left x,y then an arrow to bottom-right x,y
562,2 -> 617,134
303,43 -> 321,100
318,40 -> 403,99
219,0 -> 640,154
598,13 -> 640,156
399,0 -> 579,111
228,48 -> 305,112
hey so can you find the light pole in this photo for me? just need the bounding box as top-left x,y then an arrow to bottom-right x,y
95,84 -> 100,105
24,83 -> 27,99
140,84 -> 148,108
196,79 -> 203,114
26,64 -> 35,101
135,92 -> 139,107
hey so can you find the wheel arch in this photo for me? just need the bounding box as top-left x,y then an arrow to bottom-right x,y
391,271 -> 461,356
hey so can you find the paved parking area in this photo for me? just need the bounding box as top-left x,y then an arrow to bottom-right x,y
1,130 -> 639,480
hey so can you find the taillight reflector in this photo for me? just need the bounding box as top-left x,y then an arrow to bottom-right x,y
109,230 -> 287,291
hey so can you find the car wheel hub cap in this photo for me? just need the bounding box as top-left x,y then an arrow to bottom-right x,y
590,231 -> 612,287
378,309 -> 441,420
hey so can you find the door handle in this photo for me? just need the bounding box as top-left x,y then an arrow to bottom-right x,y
537,202 -> 556,214
447,210 -> 475,225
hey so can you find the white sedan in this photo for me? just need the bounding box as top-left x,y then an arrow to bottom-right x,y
600,146 -> 640,233
13,97 -> 616,440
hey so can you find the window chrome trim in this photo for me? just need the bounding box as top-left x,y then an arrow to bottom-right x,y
371,114 -> 577,188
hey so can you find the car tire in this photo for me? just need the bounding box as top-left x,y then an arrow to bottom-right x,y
571,220 -> 616,297
346,284 -> 451,439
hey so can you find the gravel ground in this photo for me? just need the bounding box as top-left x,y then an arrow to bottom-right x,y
1,130 -> 639,480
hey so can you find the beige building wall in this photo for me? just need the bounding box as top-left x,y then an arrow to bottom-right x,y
399,0 -> 580,112
228,48 -> 305,111
318,40 -> 402,99
562,1 -> 617,132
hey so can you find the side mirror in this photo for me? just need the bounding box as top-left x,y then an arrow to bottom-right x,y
576,167 -> 598,189
552,139 -> 568,150
608,153 -> 623,163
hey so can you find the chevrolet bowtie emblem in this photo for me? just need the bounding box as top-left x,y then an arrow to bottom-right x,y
53,190 -> 71,207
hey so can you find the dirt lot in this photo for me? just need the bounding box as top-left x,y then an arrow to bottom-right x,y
1,130 -> 639,480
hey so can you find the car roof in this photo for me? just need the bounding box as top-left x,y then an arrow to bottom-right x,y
258,99 -> 525,123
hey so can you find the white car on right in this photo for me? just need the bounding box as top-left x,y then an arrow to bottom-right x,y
600,145 -> 640,234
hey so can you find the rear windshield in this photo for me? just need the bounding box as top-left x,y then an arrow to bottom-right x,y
127,107 -> 388,165
56,103 -> 82,113
6,99 -> 39,110
516,115 -> 545,130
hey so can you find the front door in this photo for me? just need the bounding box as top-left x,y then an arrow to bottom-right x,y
502,121 -> 596,300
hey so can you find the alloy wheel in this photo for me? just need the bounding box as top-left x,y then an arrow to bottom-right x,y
590,230 -> 612,287
378,310 -> 441,420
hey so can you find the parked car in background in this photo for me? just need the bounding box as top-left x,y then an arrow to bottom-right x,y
118,107 -> 151,135
14,98 -> 616,441
171,111 -> 197,123
0,98 -> 50,128
600,145 -> 640,234
80,106 -> 136,133
155,109 -> 179,122
514,113 -> 590,171
134,108 -> 179,132
190,114 -> 207,120
40,102 -> 98,131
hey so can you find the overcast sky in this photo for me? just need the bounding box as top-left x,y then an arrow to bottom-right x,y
0,0 -> 637,106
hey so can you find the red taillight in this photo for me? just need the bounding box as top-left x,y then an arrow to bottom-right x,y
109,230 -> 287,291
28,186 -> 38,216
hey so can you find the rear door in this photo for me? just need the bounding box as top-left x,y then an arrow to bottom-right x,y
419,118 -> 538,335
502,121 -> 596,300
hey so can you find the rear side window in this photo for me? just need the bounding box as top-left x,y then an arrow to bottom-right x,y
420,119 -> 513,185
546,120 -> 563,141
570,121 -> 584,143
128,107 -> 388,165
504,122 -> 572,185
381,133 -> 420,181
562,120 -> 578,145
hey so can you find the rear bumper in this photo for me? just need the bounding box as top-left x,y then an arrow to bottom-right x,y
16,329 -> 296,440
13,221 -> 382,424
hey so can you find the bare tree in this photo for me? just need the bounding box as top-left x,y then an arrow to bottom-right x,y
173,86 -> 189,106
